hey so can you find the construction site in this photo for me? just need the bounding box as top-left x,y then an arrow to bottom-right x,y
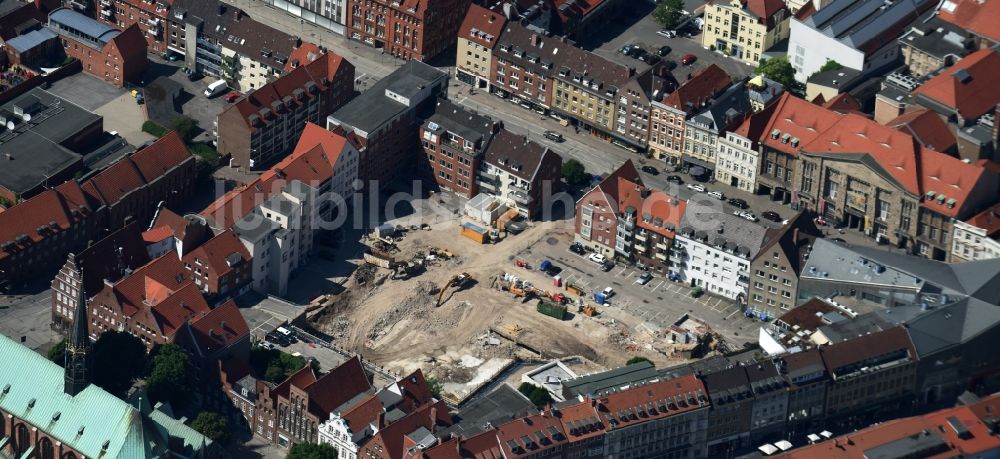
307,198 -> 728,405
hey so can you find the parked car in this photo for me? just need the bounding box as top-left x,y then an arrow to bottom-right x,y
602,287 -> 616,298
636,271 -> 653,285
657,30 -> 677,38
658,45 -> 672,56
707,190 -> 725,200
620,44 -> 635,55
632,48 -> 648,59
640,165 -> 659,175
682,54 -> 697,65
643,55 -> 661,65
589,252 -> 607,264
687,183 -> 706,192
734,210 -> 759,222
663,60 -> 678,70
185,69 -> 203,81
569,242 -> 586,255
666,175 -> 683,184
600,261 -> 614,272
728,198 -> 749,209
224,91 -> 241,103
762,211 -> 782,222
543,130 -> 564,142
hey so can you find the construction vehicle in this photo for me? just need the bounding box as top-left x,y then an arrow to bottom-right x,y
436,272 -> 472,307
579,304 -> 599,317
564,282 -> 584,297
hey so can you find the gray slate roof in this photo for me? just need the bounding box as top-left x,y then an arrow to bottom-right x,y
562,361 -> 658,397
329,60 -> 445,135
678,203 -> 769,259
424,99 -> 494,148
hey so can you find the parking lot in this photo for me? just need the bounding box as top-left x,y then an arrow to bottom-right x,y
0,290 -> 60,355
583,2 -> 754,83
139,58 -> 231,143
518,233 -> 759,349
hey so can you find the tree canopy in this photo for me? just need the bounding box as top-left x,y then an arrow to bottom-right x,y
561,159 -> 589,187
48,339 -> 67,367
518,382 -> 554,408
191,411 -> 230,443
653,0 -> 686,30
250,347 -> 317,384
92,331 -> 148,396
626,356 -> 653,366
286,443 -> 339,459
147,344 -> 196,409
817,59 -> 844,74
755,56 -> 801,95
170,116 -> 199,142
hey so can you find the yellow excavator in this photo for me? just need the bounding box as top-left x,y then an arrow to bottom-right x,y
436,272 -> 472,307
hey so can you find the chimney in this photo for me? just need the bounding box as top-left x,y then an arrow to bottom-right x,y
377,410 -> 386,428
429,406 -> 438,433
295,37 -> 302,48
793,228 -> 800,244
235,9 -> 243,21
530,34 -> 540,46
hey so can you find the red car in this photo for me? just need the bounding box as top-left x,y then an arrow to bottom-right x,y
681,54 -> 697,65
224,91 -> 241,103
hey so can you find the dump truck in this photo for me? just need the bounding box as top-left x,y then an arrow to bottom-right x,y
461,222 -> 488,244
536,299 -> 567,320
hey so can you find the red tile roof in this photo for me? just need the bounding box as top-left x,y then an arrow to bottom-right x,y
130,132 -> 191,181
110,252 -> 188,317
936,0 -> 1000,43
142,225 -> 174,243
365,400 -> 451,459
307,356 -> 372,415
341,394 -> 384,432
616,178 -> 686,238
778,394 -> 1000,458
802,113 -> 921,193
919,147 -> 990,218
496,412 -> 567,458
761,92 -> 843,157
284,41 -> 323,73
82,157 -> 147,206
201,124 -> 352,228
596,374 -> 708,429
188,299 -> 250,356
108,24 -> 146,59
182,229 -> 250,280
964,202 -> 1000,237
557,399 -> 605,442
886,109 -> 957,153
459,4 -> 506,48
819,326 -> 915,372
913,49 -> 1000,121
822,92 -> 864,115
659,64 -> 732,114
150,281 -> 211,337
746,0 -> 789,28
0,180 -> 91,261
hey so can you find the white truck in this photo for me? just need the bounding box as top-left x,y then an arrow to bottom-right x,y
204,79 -> 227,98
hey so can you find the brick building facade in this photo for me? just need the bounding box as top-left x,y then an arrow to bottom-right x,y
49,7 -> 147,87
346,0 -> 470,61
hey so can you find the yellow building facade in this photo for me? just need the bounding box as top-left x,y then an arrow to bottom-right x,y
701,0 -> 790,66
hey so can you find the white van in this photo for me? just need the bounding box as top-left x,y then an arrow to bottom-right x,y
204,79 -> 227,98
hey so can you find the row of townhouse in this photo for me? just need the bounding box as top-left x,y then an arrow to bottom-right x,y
203,122 -> 360,296
457,5 -> 675,153
70,0 -> 333,93
424,322 -> 945,459
0,131 -> 195,293
419,98 -> 563,219
574,160 -> 822,318
220,354 -> 452,455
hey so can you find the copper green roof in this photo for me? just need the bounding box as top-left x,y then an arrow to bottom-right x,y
0,334 -> 209,458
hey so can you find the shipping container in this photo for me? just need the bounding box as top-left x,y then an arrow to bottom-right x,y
536,299 -> 567,320
460,222 -> 488,244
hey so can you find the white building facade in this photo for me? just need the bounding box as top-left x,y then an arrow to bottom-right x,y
715,130 -> 759,192
951,218 -> 1000,262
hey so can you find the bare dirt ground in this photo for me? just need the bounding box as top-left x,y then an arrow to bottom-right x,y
309,200 -> 693,402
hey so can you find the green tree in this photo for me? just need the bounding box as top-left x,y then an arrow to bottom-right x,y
0,196 -> 12,209
141,120 -> 167,137
250,346 -> 316,384
518,382 -> 554,408
756,56 -> 801,95
426,377 -> 443,399
147,344 -> 196,409
170,116 -> 199,142
816,59 -> 844,74
561,159 -> 588,186
191,411 -> 230,443
92,331 -> 148,396
653,0 -> 686,30
626,356 -> 653,366
48,339 -> 67,367
286,443 -> 338,459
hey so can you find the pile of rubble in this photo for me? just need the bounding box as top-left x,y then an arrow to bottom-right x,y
366,281 -> 437,342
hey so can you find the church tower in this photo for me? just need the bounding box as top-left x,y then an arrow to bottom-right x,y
64,269 -> 92,396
